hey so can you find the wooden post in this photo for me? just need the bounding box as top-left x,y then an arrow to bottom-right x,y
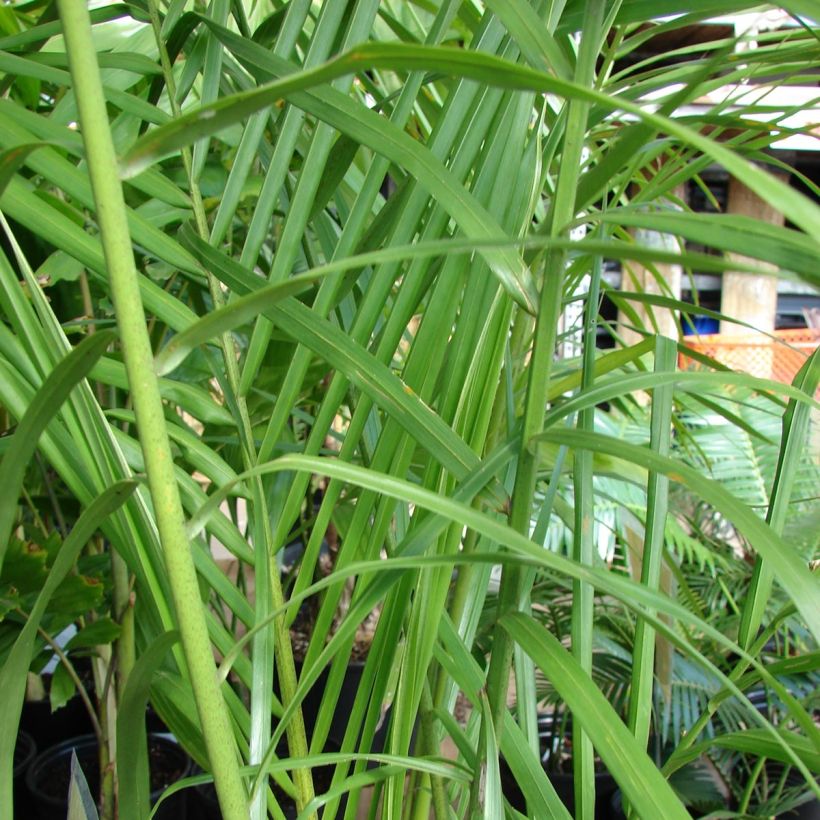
618,183 -> 687,347
720,174 -> 786,336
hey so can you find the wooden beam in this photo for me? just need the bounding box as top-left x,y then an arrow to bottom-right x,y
618,183 -> 687,346
720,174 -> 787,335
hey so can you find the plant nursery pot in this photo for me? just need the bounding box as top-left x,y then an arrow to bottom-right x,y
20,661 -> 98,753
195,780 -> 324,820
499,714 -> 622,820
610,788 -> 727,819
500,762 -> 621,819
277,659 -> 394,758
195,778 -> 300,820
13,731 -> 37,818
193,747 -> 349,820
25,733 -> 191,820
300,660 -> 393,754
19,692 -> 95,753
784,798 -> 820,820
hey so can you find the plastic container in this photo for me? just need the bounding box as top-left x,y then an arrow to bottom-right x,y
13,731 -> 37,818
26,733 -> 190,820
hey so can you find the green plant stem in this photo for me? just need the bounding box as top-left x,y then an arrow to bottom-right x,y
92,639 -> 117,818
625,336 -> 676,753
144,5 -> 315,815
476,7 -> 606,816
97,677 -> 115,820
483,0 -> 607,744
739,755 -> 766,814
623,334 -> 675,820
34,452 -> 69,537
112,550 -> 134,700
20,485 -> 49,537
55,3 -> 249,818
571,256 -> 604,820
472,251 -> 562,816
419,681 -> 449,820
33,623 -> 103,742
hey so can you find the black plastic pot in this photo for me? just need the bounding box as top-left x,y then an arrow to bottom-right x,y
13,731 -> 37,818
276,659 -> 396,760
499,714 -> 623,820
193,748 -> 349,820
195,779 -> 299,820
20,661 -> 98,753
302,661 -> 393,753
19,692 -> 95,753
611,788 -> 727,819
13,730 -> 36,781
784,797 -> 820,820
25,733 -> 191,820
501,763 -> 621,819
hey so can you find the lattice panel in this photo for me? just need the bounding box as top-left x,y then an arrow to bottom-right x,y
679,329 -> 819,388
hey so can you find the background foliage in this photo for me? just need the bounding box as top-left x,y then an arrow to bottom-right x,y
0,1 -> 818,818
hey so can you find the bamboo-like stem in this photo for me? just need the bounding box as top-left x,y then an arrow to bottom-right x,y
739,755 -> 766,814
111,549 -> 134,701
55,2 -> 248,817
476,4 -> 606,815
95,657 -> 116,820
143,5 -> 315,815
622,335 -> 676,820
418,681 -> 449,820
626,334 -> 676,746
570,254 -> 604,820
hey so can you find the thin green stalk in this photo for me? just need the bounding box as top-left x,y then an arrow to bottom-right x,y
623,334 -> 676,820
144,3 -> 315,815
20,485 -> 49,537
112,550 -> 134,700
474,251 -> 562,816
35,453 -> 69,536
93,650 -> 116,820
571,255 -> 604,820
483,0 -> 607,741
440,303 -> 525,684
55,3 -> 248,818
99,755 -> 115,820
626,334 -> 676,748
33,623 -> 103,742
477,5 -> 606,815
737,351 -> 819,649
413,682 -> 448,820
739,756 -> 766,814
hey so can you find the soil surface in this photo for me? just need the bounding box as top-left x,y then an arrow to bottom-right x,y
34,736 -> 188,804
